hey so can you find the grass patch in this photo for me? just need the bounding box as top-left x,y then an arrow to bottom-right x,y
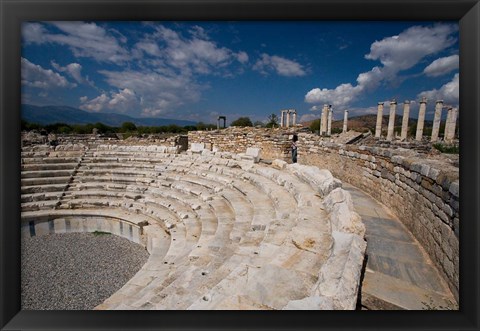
433,143 -> 459,154
92,231 -> 111,236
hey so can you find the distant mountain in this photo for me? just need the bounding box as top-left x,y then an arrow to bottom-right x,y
22,104 -> 197,127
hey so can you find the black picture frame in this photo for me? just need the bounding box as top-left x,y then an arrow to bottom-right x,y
1,0 -> 479,330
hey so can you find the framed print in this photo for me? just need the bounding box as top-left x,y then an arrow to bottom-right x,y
1,0 -> 479,330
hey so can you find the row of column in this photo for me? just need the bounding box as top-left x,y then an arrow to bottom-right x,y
280,109 -> 297,128
375,98 -> 458,142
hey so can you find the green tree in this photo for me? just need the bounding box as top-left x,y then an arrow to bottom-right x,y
254,121 -> 265,127
309,119 -> 321,133
266,113 -> 279,128
230,117 -> 253,127
121,121 -> 137,132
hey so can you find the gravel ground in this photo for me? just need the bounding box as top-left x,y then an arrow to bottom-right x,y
22,232 -> 149,310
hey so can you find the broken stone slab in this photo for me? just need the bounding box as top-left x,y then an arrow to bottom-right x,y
323,188 -> 365,237
315,231 -> 367,310
246,147 -> 262,163
286,163 -> 342,197
272,159 -> 287,170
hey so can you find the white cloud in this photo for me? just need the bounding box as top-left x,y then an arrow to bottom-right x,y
23,22 -> 130,64
80,88 -> 137,113
22,23 -> 48,44
253,53 -> 306,77
51,61 -> 82,83
365,24 -> 457,73
423,54 -> 459,77
95,69 -> 204,117
236,51 -> 249,63
137,25 -> 248,76
21,58 -> 75,89
418,73 -> 459,106
305,23 -> 458,108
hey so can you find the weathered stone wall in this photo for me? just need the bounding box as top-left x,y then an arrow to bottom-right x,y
187,128 -> 459,300
296,133 -> 459,300
187,128 -> 292,160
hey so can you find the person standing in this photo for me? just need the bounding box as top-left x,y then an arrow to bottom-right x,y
291,134 -> 298,163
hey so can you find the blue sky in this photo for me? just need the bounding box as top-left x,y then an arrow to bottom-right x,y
21,21 -> 459,124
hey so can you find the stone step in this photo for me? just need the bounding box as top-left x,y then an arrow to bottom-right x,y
21,169 -> 75,179
80,162 -> 156,170
21,183 -> 69,194
21,200 -> 60,211
21,191 -> 64,203
22,156 -> 81,164
21,162 -> 79,171
77,168 -> 158,178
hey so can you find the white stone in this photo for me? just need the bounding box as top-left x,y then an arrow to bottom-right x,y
315,231 -> 366,310
190,143 -> 205,153
287,163 -> 342,197
283,296 -> 334,310
271,159 -> 287,170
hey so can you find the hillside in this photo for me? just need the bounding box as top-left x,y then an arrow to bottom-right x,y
22,104 -> 197,127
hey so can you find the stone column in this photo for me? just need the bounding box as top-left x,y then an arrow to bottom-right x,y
445,107 -> 458,142
321,104 -> 328,135
292,110 -> 297,127
444,107 -> 453,142
415,97 -> 427,141
400,101 -> 411,140
327,106 -> 333,135
217,118 -> 220,130
286,111 -> 290,128
280,111 -> 284,128
386,99 -> 397,141
451,107 -> 458,139
431,100 -> 443,142
343,110 -> 348,133
375,102 -> 384,138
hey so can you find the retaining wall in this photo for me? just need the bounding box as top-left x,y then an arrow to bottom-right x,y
188,128 -> 292,160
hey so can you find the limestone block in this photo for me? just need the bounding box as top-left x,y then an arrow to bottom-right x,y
287,163 -> 342,197
449,180 -> 459,198
323,188 -> 365,237
271,159 -> 287,170
190,143 -> 205,153
245,147 -> 262,163
315,231 -> 366,310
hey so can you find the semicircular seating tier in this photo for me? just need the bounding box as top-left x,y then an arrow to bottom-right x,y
21,143 -> 367,310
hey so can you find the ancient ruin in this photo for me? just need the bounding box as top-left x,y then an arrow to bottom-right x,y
280,109 -> 297,128
21,106 -> 459,310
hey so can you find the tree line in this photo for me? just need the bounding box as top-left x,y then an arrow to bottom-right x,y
21,113 -> 282,135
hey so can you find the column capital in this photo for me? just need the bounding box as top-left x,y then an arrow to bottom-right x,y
420,97 -> 427,104
436,100 -> 444,104
390,99 -> 397,105
404,100 -> 410,104
378,102 -> 384,106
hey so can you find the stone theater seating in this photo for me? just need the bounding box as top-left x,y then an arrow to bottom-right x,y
21,143 -> 366,310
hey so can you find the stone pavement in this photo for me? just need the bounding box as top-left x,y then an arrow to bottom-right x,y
342,183 -> 457,310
